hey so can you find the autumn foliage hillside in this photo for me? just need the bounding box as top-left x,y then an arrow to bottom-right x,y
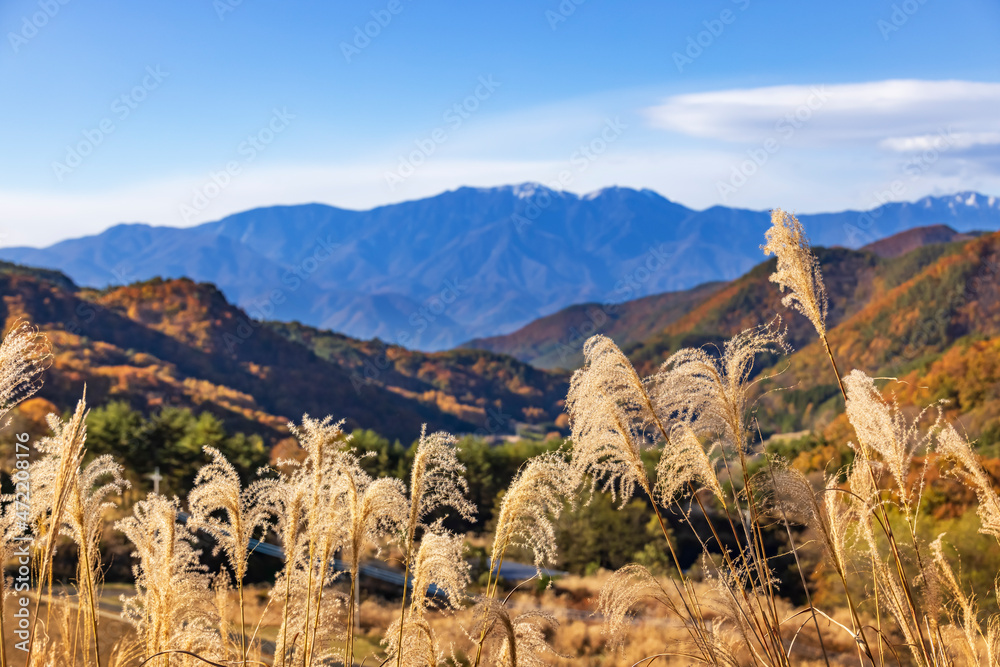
0,267 -> 568,444
619,232 -> 999,448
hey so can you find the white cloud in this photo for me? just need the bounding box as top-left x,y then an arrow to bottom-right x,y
879,131 -> 1000,152
643,79 -> 1000,147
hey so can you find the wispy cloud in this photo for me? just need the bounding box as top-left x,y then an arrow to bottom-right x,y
643,80 -> 1000,148
879,131 -> 1000,152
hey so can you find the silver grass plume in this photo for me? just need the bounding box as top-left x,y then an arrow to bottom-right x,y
0,319 -> 50,423
493,609 -> 561,667
761,208 -> 828,337
393,427 -> 474,667
567,335 -> 664,504
655,423 -> 724,507
117,494 -> 218,665
410,529 -> 470,613
404,427 -> 476,555
271,464 -> 308,565
188,446 -> 274,585
28,396 -> 87,532
334,458 -> 408,664
570,334 -> 662,433
764,462 -> 869,647
848,462 -> 923,660
265,463 -> 308,667
596,563 -> 677,651
490,452 -> 572,573
64,452 -> 129,662
285,415 -> 352,664
287,415 -> 352,570
188,446 -> 274,664
287,414 -> 348,479
935,423 -> 1000,541
470,599 -> 560,667
64,453 -> 129,569
24,395 -> 88,663
988,612 -> 1000,667
765,464 -> 853,571
382,615 -> 439,667
272,566 -> 345,666
930,535 -> 982,665
338,465 -> 409,572
598,564 -> 739,666
843,370 -> 935,512
383,530 -> 468,666
652,321 -> 789,451
703,569 -> 768,667
210,573 -> 240,663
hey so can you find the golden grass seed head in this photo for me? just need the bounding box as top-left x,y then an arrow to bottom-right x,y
491,452 -> 572,573
0,318 -> 51,423
761,208 -> 828,337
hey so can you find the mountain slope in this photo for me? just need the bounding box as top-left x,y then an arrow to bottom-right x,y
0,263 -> 567,443
861,225 -> 979,258
767,230 -> 1000,440
617,231 -> 1000,441
3,187 -> 997,350
267,321 -> 568,434
464,281 -> 726,369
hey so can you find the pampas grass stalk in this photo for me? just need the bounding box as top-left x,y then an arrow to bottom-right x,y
0,320 -> 49,667
471,452 -> 570,667
268,467 -> 307,667
566,338 -> 718,654
64,453 -> 129,667
336,461 -> 407,666
394,426 -> 473,667
188,447 -> 274,666
24,393 -> 88,665
763,208 -> 940,665
117,494 -> 218,667
285,415 -> 349,666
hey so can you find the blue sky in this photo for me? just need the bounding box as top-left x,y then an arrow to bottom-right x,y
2,0 -> 999,247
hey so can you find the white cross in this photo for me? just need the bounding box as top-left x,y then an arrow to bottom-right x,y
147,467 -> 163,495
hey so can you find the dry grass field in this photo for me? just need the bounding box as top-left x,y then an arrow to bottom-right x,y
0,211 -> 998,665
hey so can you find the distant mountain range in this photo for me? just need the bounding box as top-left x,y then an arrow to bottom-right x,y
3,186 -> 998,350
3,226 -> 997,448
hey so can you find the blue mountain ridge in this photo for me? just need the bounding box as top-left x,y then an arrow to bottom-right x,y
3,185 -> 998,351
